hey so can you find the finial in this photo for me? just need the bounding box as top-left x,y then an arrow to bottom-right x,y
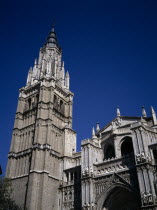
51,18 -> 55,32
51,24 -> 55,32
151,106 -> 155,114
142,106 -> 147,117
61,61 -> 65,72
96,122 -> 100,132
117,106 -> 121,117
65,71 -> 69,77
34,59 -> 37,65
26,67 -> 33,86
29,67 -> 33,72
151,106 -> 157,125
92,127 -> 96,138
65,71 -> 70,89
45,22 -> 58,47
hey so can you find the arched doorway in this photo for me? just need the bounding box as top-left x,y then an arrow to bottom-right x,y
102,186 -> 140,210
121,137 -> 134,157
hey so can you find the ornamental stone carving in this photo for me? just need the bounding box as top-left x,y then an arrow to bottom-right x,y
142,191 -> 154,205
136,152 -> 146,164
136,152 -> 152,164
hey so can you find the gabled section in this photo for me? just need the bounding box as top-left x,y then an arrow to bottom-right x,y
108,172 -> 132,187
98,116 -> 154,137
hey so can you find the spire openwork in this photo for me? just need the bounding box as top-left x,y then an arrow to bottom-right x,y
26,26 -> 69,90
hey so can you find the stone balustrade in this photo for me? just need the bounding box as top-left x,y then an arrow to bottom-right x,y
93,155 -> 135,176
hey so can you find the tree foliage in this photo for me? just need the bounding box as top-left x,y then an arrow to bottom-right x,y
0,177 -> 22,210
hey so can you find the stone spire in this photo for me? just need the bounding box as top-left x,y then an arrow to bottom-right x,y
34,58 -> 37,66
142,106 -> 147,117
117,106 -> 121,117
32,59 -> 39,81
151,106 -> 157,125
61,61 -> 65,87
26,67 -> 33,86
96,122 -> 100,132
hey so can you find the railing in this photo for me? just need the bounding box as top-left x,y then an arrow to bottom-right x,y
93,155 -> 135,176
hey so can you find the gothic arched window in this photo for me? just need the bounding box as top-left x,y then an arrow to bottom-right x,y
121,137 -> 134,157
104,145 -> 115,160
53,95 -> 57,109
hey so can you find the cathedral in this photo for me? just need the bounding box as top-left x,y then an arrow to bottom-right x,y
6,27 -> 157,210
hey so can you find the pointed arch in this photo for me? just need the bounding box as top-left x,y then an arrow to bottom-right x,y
102,186 -> 140,210
96,180 -> 140,210
53,95 -> 58,109
121,136 -> 134,157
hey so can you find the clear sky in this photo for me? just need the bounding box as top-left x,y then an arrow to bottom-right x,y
1,0 -> 157,175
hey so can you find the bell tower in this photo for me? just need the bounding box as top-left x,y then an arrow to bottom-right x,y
6,27 -> 76,210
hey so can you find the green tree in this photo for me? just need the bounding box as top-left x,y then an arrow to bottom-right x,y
0,177 -> 22,210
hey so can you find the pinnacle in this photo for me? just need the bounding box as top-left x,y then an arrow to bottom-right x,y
117,106 -> 121,117
65,71 -> 69,77
151,106 -> 155,115
45,26 -> 58,47
142,106 -> 147,117
51,25 -> 55,32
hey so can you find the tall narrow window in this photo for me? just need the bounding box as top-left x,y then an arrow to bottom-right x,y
28,98 -> 31,109
54,95 -> 57,109
60,100 -> 64,113
153,149 -> 157,160
36,94 -> 39,103
71,172 -> 73,181
121,137 -> 134,157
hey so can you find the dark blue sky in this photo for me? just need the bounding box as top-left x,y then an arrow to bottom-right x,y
1,0 -> 157,174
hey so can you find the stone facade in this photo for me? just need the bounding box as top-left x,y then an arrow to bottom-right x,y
6,28 -> 157,210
